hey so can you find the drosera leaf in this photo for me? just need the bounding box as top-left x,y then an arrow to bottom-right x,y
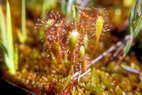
68,30 -> 80,74
95,16 -> 104,49
51,41 -> 62,64
79,46 -> 85,58
91,16 -> 104,57
83,35 -> 88,49
51,42 -> 61,54
69,30 -> 80,53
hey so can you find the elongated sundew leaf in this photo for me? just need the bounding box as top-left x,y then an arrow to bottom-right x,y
69,30 -> 79,66
95,16 -> 104,49
6,0 -> 15,74
0,6 -> 7,47
51,42 -> 62,64
21,0 -> 26,43
79,46 -> 85,58
69,30 -> 80,52
83,35 -> 88,49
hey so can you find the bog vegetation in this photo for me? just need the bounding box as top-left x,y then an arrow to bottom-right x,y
0,0 -> 142,94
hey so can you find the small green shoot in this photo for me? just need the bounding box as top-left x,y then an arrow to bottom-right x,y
18,0 -> 26,43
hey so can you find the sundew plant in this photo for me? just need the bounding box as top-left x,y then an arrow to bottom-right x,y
35,8 -> 110,76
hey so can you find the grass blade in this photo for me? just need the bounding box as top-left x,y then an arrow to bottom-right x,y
134,16 -> 142,38
0,6 -> 7,47
121,64 -> 140,74
6,0 -> 15,74
134,0 -> 141,21
22,0 -> 26,43
0,42 -> 7,54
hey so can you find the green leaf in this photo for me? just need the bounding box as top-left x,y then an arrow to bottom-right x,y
21,0 -> 26,43
121,64 -> 139,73
6,0 -> 16,74
134,16 -> 142,38
124,0 -> 142,54
79,46 -> 85,58
0,42 -> 7,55
134,0 -> 141,21
128,12 -> 134,35
125,40 -> 132,54
69,30 -> 80,52
0,6 -> 7,47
